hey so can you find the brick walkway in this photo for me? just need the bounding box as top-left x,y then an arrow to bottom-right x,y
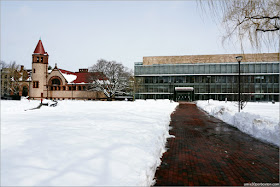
155,103 -> 279,186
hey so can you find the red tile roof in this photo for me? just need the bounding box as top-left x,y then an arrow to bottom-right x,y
58,69 -> 107,84
59,69 -> 76,75
33,40 -> 48,55
73,72 -> 90,84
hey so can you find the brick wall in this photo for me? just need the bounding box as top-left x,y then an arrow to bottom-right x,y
143,53 -> 280,65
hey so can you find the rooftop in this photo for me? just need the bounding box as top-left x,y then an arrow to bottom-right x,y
33,40 -> 48,55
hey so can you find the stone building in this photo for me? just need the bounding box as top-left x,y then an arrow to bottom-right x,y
28,39 -> 106,100
1,64 -> 31,99
134,53 -> 280,102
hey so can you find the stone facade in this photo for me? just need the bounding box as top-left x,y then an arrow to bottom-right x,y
30,56 -> 49,99
1,65 -> 31,98
143,53 -> 280,65
28,39 -> 106,100
44,67 -> 105,100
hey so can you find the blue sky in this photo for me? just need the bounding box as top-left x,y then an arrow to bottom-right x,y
1,1 -> 276,72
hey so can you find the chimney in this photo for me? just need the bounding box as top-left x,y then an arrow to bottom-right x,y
79,69 -> 88,73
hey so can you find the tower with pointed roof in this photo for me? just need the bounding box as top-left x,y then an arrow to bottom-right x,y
30,39 -> 49,99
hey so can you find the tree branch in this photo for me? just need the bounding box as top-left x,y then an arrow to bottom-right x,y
245,16 -> 280,20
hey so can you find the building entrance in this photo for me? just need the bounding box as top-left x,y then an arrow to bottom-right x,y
176,93 -> 192,101
174,87 -> 194,102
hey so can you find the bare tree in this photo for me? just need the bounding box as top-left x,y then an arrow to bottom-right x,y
1,61 -> 21,96
8,61 -> 21,96
89,59 -> 132,100
0,61 -> 8,69
199,0 -> 280,51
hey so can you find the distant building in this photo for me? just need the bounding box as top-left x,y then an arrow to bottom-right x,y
28,39 -> 106,100
134,53 -> 280,102
1,65 -> 31,99
1,68 -> 13,97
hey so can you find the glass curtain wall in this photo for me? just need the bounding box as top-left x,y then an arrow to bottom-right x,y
134,62 -> 280,101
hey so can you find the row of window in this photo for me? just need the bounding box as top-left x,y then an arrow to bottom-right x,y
46,98 -> 96,100
139,75 -> 279,84
135,62 -> 280,75
138,84 -> 280,94
36,57 -> 44,63
32,82 -> 89,91
135,93 -> 279,102
50,85 -> 87,91
2,75 -> 12,79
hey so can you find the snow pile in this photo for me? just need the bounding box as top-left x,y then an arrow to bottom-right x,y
1,100 -> 178,186
197,100 -> 279,146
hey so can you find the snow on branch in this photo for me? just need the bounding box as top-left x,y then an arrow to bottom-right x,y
88,59 -> 132,99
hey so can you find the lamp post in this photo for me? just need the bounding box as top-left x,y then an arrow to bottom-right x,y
169,81 -> 172,102
207,76 -> 211,103
236,56 -> 243,112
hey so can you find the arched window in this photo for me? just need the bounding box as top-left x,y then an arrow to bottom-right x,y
51,78 -> 61,86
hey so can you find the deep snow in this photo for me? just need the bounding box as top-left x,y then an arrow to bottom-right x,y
197,100 -> 279,146
1,99 -> 178,186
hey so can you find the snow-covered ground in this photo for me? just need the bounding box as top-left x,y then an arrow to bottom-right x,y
1,99 -> 178,186
197,100 -> 279,146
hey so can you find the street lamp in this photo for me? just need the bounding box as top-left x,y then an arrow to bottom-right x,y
169,81 -> 172,102
236,56 -> 243,112
207,76 -> 211,103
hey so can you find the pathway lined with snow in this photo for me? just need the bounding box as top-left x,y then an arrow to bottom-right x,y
155,103 -> 279,186
1,100 -> 178,186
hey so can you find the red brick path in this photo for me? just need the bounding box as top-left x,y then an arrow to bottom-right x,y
154,103 -> 279,186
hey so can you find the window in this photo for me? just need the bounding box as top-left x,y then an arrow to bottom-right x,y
274,75 -> 279,83
175,76 -> 183,83
274,84 -> 279,93
163,77 -> 169,83
33,69 -> 35,73
33,81 -> 39,88
41,57 -> 43,62
190,77 -> 194,83
37,57 -> 39,62
63,86 -> 66,90
145,77 -> 153,84
51,78 -> 61,85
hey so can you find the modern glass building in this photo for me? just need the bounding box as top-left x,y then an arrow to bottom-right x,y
134,53 -> 280,102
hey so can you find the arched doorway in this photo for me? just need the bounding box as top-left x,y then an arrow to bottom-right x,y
19,84 -> 29,97
22,86 -> 28,96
